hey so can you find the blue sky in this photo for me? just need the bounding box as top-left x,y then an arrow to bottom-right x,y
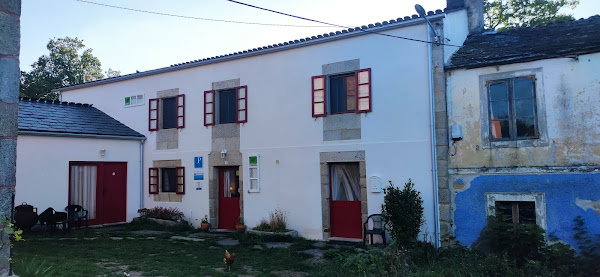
20,0 -> 599,75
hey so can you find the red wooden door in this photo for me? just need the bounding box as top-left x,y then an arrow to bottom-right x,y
218,167 -> 240,230
329,163 -> 362,239
98,162 -> 127,224
70,162 -> 127,226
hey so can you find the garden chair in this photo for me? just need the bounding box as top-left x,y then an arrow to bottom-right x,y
364,214 -> 387,245
38,207 -> 68,232
65,205 -> 89,229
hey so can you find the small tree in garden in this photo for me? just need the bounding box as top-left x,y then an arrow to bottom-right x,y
382,179 -> 424,246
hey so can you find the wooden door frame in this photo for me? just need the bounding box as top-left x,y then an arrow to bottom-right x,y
68,161 -> 128,225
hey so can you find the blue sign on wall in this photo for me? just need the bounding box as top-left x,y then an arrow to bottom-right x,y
194,157 -> 203,168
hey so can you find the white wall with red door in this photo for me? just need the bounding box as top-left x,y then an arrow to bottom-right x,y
57,14 -> 462,241
15,135 -> 143,225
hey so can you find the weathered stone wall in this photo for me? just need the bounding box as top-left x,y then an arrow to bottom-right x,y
0,0 -> 20,274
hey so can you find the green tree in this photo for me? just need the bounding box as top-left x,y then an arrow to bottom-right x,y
485,0 -> 579,30
20,37 -> 111,100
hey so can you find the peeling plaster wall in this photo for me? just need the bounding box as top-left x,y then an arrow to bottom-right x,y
446,53 -> 600,168
452,173 -> 600,250
445,53 -> 600,248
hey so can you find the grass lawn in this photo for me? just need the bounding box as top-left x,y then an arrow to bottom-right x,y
12,221 -> 359,277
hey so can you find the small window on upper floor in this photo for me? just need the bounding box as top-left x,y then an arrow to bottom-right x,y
162,97 -> 177,129
204,86 -> 247,126
487,77 -> 537,141
148,94 -> 185,131
330,74 -> 357,114
218,89 -> 237,124
312,68 -> 371,117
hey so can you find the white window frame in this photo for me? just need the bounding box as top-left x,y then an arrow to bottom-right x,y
125,94 -> 145,107
247,154 -> 260,193
485,192 -> 546,230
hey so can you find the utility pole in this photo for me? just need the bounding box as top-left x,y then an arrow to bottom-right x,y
0,0 -> 21,275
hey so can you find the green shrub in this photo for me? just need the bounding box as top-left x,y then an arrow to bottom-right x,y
137,207 -> 184,221
381,179 -> 424,246
478,215 -> 546,266
252,209 -> 288,232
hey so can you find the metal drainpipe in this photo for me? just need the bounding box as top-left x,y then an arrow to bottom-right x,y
427,26 -> 441,248
140,139 -> 146,209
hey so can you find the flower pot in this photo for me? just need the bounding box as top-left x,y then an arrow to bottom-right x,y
236,225 -> 247,233
201,223 -> 211,231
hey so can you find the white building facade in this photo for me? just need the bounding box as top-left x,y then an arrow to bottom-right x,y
57,8 -> 470,243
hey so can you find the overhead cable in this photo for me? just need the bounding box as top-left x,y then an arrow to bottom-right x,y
225,0 -> 462,47
74,0 -> 332,28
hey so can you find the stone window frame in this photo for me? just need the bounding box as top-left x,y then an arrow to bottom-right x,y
479,68 -> 548,148
321,60 -> 362,141
152,160 -> 183,202
485,192 -> 546,230
206,78 -> 248,126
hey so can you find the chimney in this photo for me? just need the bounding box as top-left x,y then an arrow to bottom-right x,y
446,0 -> 484,34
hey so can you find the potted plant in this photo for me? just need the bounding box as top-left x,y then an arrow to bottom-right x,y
236,216 -> 246,233
200,215 -> 210,231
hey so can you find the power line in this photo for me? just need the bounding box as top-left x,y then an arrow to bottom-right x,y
225,0 -> 462,47
74,0 -> 332,28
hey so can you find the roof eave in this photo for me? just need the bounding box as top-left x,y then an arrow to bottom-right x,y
18,130 -> 146,141
446,49 -> 600,70
54,14 -> 445,93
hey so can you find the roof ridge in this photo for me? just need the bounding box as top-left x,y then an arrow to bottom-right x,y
56,8 -> 445,91
20,97 -> 93,107
169,9 -> 444,68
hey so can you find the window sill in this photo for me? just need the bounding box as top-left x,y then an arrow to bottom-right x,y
485,139 -> 549,149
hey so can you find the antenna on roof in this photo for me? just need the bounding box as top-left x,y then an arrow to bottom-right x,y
415,4 -> 440,45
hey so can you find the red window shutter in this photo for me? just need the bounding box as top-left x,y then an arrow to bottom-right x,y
176,94 -> 185,129
204,90 -> 215,126
355,68 -> 372,113
312,75 -> 326,117
176,167 -> 185,195
149,98 -> 159,131
149,167 -> 159,194
236,86 -> 248,123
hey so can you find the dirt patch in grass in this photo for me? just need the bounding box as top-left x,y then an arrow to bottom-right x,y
271,270 -> 309,277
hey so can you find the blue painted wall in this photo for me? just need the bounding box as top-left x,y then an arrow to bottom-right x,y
454,173 -> 600,249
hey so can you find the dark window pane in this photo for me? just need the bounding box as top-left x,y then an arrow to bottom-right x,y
514,79 -> 533,99
219,89 -> 236,124
518,202 -> 536,224
162,97 -> 177,129
490,101 -> 509,120
515,99 -> 535,117
489,82 -> 508,101
495,201 -> 513,223
330,74 -> 355,114
516,118 -> 536,137
161,168 -> 176,192
491,120 -> 510,139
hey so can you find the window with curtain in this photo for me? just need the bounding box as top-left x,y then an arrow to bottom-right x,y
70,165 -> 97,220
223,170 -> 240,198
330,163 -> 360,201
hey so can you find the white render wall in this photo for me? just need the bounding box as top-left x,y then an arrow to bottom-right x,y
61,24 -> 437,240
15,135 -> 142,222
